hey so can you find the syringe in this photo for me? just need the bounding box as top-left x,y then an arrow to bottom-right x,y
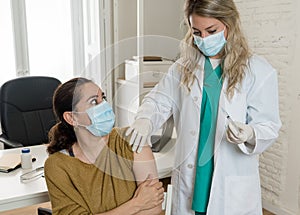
221,108 -> 240,134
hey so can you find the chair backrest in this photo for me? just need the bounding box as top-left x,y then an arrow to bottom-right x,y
0,76 -> 61,147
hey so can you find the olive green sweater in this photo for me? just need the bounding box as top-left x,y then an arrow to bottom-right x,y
44,128 -> 137,215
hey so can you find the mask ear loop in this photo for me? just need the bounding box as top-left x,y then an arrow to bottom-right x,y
221,26 -> 227,40
73,119 -> 79,127
72,111 -> 90,128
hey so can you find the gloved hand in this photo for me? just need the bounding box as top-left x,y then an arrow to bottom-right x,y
226,121 -> 255,145
125,118 -> 153,153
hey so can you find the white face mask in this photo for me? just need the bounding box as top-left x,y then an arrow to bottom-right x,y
193,29 -> 227,57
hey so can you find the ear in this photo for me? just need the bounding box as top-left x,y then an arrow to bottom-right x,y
63,111 -> 77,126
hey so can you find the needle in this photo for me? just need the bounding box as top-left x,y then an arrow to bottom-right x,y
221,108 -> 240,134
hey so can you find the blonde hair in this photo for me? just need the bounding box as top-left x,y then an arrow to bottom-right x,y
179,0 -> 251,98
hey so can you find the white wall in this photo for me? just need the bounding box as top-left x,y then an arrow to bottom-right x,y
143,0 -> 185,60
113,0 -> 184,77
114,0 -> 137,64
236,0 -> 300,214
281,0 -> 300,213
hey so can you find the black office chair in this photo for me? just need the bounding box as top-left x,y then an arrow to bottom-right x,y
0,76 -> 61,149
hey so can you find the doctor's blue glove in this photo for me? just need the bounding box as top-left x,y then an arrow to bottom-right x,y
125,118 -> 153,153
226,121 -> 255,145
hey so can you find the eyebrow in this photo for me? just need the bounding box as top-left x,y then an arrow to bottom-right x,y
84,87 -> 103,102
85,94 -> 98,102
192,25 -> 216,31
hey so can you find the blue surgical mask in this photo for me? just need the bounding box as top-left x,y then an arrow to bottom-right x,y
77,101 -> 115,137
193,29 -> 227,57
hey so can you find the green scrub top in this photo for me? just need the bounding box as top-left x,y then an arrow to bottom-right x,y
192,57 -> 223,214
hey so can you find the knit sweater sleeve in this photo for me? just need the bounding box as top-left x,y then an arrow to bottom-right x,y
93,127 -> 136,182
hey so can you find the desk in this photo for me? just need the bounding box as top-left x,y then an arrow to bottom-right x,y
0,140 -> 175,212
0,145 -> 49,212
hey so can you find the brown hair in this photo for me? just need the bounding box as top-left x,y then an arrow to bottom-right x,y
47,77 -> 92,154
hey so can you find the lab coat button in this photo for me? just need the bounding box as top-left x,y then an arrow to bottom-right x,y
187,164 -> 193,169
193,96 -> 198,102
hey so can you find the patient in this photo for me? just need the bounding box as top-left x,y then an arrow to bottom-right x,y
44,77 -> 164,215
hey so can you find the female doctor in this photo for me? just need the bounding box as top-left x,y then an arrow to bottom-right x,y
126,0 -> 281,214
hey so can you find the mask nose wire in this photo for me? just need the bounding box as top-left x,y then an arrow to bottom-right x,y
202,32 -> 208,38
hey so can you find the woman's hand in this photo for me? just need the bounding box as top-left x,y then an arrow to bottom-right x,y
132,179 -> 164,211
125,118 -> 153,153
226,121 -> 255,145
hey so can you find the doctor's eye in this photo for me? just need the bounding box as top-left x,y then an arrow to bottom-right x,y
207,29 -> 217,35
192,31 -> 201,36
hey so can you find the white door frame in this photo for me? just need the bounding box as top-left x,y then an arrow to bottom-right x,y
71,0 -> 113,103
11,0 -> 30,76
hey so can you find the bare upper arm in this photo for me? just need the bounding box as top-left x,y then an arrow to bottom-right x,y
132,146 -> 159,185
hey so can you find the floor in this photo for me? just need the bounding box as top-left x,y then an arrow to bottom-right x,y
0,202 -> 275,215
263,209 -> 275,215
0,202 -> 51,215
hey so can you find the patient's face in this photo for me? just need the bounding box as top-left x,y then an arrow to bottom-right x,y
74,82 -> 104,126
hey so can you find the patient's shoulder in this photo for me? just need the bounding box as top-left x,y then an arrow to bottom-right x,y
44,152 -> 76,173
107,127 -> 134,160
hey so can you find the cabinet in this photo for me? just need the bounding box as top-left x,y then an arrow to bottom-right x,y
114,59 -> 173,127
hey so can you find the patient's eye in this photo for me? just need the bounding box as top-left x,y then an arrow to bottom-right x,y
102,92 -> 106,101
91,98 -> 97,105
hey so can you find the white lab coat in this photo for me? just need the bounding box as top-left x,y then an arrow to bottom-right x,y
136,55 -> 281,215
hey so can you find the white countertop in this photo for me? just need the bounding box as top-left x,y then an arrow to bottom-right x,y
0,145 -> 49,211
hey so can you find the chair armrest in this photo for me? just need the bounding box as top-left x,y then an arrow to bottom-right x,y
0,135 -> 23,148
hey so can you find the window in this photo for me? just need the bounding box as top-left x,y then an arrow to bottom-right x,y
0,0 -> 111,94
25,0 -> 73,81
0,1 -> 16,85
0,0 -> 74,85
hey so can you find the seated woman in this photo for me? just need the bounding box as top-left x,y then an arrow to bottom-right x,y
44,77 -> 164,215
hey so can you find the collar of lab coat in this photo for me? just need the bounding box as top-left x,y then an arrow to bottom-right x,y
194,55 -> 229,95
191,55 -> 228,105
194,55 -> 205,91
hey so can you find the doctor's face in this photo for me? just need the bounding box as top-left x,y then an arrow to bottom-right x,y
189,14 -> 228,39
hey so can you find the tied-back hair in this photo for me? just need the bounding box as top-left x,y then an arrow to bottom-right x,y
47,77 -> 92,154
179,0 -> 251,98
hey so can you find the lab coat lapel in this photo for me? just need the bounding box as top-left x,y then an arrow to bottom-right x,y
191,55 -> 205,109
214,79 -> 228,164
